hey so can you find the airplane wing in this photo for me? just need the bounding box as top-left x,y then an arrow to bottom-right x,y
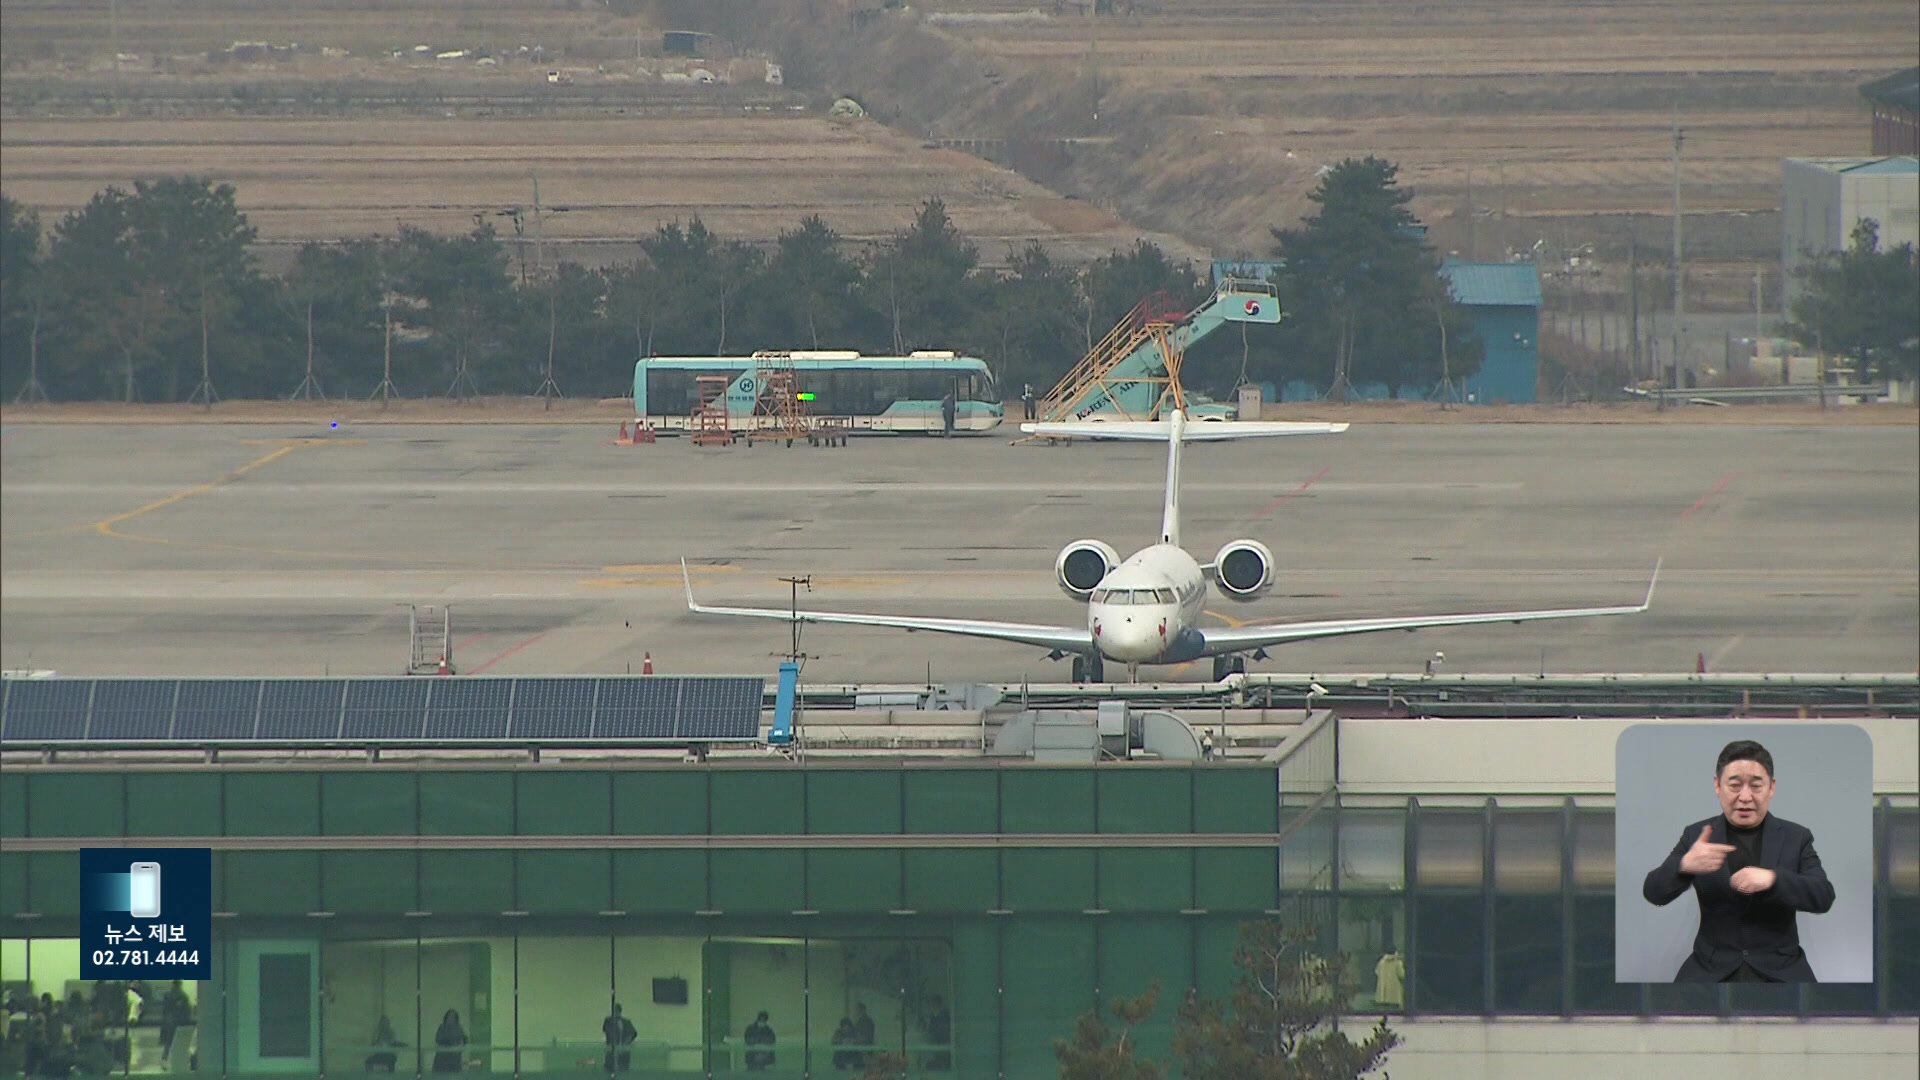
681,560 -> 1095,654
1198,561 -> 1662,656
1021,419 -> 1348,441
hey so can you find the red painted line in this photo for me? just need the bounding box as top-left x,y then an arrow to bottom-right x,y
467,630 -> 551,674
1254,466 -> 1331,518
1679,472 -> 1737,520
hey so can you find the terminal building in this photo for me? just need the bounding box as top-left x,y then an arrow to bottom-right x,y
1,674 -> 1915,1079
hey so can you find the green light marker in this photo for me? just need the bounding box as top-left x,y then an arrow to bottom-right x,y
796,392 -> 816,401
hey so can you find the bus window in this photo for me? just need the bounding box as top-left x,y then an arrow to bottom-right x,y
645,369 -> 694,413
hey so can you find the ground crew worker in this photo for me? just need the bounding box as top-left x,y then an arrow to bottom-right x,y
941,389 -> 956,436
1022,383 -> 1036,420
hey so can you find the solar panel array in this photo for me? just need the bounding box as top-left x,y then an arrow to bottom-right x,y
0,677 -> 767,744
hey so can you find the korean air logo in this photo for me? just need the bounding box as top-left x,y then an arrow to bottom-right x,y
1243,299 -> 1262,316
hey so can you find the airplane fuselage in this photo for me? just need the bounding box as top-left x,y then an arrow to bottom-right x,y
1085,543 -> 1211,665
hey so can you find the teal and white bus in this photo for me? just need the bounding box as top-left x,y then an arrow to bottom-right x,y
633,351 -> 1003,435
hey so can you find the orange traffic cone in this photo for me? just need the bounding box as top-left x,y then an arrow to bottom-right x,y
643,652 -> 654,675
437,657 -> 451,676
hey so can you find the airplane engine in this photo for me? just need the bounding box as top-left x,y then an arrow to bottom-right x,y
1056,539 -> 1121,601
1212,539 -> 1275,601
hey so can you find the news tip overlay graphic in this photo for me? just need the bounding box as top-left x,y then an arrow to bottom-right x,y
80,848 -> 212,981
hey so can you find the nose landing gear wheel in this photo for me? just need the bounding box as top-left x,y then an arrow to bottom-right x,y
1212,654 -> 1247,682
1072,653 -> 1107,684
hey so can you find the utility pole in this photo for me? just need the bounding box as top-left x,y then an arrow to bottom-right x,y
1670,113 -> 1685,388
778,575 -> 812,666
1086,0 -> 1100,123
109,0 -> 121,109
1629,231 -> 1641,384
532,173 -> 545,278
1465,166 -> 1475,261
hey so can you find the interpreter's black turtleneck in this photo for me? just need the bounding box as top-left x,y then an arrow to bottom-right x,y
1724,812 -> 1764,875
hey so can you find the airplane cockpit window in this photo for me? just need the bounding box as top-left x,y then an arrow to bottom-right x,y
1090,589 -> 1108,603
1154,588 -> 1175,603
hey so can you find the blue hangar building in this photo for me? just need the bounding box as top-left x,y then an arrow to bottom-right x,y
1242,258 -> 1543,405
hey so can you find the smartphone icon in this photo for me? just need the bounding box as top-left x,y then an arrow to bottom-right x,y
129,862 -> 162,918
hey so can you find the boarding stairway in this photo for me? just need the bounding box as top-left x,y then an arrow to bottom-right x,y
1020,277 -> 1282,438
407,605 -> 453,676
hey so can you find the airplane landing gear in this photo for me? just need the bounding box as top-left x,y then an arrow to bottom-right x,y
1212,654 -> 1247,682
1072,653 -> 1107,684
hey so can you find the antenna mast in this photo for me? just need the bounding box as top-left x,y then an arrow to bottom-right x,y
778,576 -> 812,666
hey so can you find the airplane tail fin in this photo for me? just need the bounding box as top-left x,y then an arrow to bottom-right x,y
1018,410 -> 1349,547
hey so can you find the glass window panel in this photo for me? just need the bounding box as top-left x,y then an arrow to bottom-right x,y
1339,809 -> 1406,890
1279,806 -> 1335,894
1154,589 -> 1175,603
511,936 -> 609,1075
1410,894 -> 1484,1014
1727,981 -> 1799,1016
323,938 -> 420,1076
1001,921 -> 1092,1079
705,937 -> 805,1076
1570,893 -> 1635,1013
1572,810 -> 1615,891
614,935 -> 706,1074
808,939 -> 952,1075
1888,808 -> 1918,895
1491,895 -> 1561,1014
414,938 -> 504,1077
1414,806 -> 1485,889
1645,982 -> 1717,1015
1339,895 -> 1407,1014
15,937 -> 204,1075
1804,981 -> 1877,1016
2,937 -> 24,983
1494,810 -> 1562,894
1891,894 -> 1920,1014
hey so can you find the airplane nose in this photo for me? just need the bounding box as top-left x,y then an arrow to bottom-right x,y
1102,613 -> 1161,661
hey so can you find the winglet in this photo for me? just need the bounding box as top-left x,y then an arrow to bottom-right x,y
681,557 -> 700,612
1642,557 -> 1663,610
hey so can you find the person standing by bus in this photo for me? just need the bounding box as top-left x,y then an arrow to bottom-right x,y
940,389 -> 956,436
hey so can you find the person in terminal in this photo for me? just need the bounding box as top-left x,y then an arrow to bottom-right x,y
920,995 -> 952,1070
742,1011 -> 775,1071
159,981 -> 193,1066
432,1009 -> 466,1073
850,1002 -> 874,1065
830,1015 -> 859,1071
365,1015 -> 403,1073
1641,739 -> 1836,981
602,1003 -> 637,1072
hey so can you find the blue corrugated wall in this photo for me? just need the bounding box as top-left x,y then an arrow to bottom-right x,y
1458,304 -> 1539,404
1276,303 -> 1540,404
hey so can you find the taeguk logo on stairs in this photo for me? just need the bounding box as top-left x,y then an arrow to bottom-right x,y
1243,299 -> 1262,316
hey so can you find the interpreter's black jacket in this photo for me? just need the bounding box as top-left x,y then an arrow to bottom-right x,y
1642,813 -> 1835,982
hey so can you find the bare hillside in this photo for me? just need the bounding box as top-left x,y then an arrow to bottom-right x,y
757,0 -> 1915,291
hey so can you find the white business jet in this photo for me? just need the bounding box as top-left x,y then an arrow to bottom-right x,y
683,408 -> 1659,682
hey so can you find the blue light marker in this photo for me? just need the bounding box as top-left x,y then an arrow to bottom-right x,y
330,421 -> 339,429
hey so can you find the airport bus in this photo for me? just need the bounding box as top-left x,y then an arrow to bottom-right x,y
633,351 -> 1003,435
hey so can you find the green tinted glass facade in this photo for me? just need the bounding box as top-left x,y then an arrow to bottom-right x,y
2,765 -> 1914,1080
